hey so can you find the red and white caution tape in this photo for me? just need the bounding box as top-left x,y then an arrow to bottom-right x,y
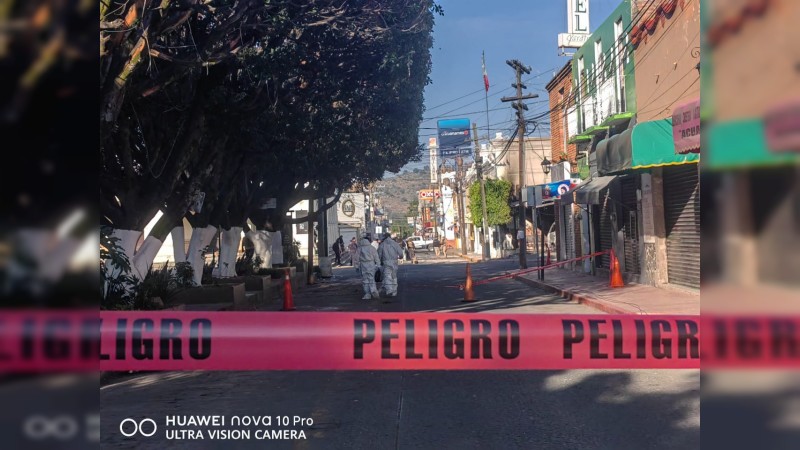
3,310 -> 799,372
470,251 -> 610,287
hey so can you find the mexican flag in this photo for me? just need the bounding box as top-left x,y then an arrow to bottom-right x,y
482,51 -> 489,92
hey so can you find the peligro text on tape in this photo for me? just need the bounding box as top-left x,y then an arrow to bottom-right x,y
5,311 -> 800,371
93,312 -> 699,370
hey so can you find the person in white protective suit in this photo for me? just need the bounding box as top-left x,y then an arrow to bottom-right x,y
378,232 -> 403,297
358,235 -> 381,300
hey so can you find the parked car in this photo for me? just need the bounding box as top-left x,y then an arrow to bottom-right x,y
404,235 -> 434,251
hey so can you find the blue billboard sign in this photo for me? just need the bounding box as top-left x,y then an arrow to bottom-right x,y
437,118 -> 472,157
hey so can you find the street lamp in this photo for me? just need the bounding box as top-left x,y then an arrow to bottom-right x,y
541,157 -> 551,175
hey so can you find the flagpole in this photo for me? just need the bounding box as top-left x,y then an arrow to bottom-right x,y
480,51 -> 492,260
483,51 -> 491,151
484,86 -> 490,151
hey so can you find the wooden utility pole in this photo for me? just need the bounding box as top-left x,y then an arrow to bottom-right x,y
472,123 -> 491,260
501,59 -> 538,269
456,156 -> 467,256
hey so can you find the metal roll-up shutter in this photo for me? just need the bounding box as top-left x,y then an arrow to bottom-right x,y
564,205 -> 575,260
574,205 -> 582,258
620,176 -> 640,274
599,189 -> 613,268
663,165 -> 700,289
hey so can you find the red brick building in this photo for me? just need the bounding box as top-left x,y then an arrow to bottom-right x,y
545,60 -> 578,172
545,60 -> 583,265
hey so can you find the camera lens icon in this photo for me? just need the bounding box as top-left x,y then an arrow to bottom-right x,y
119,418 -> 157,437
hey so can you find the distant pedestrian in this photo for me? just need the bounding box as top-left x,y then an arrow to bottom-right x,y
348,237 -> 359,267
397,237 -> 407,265
432,237 -> 441,257
333,235 -> 344,265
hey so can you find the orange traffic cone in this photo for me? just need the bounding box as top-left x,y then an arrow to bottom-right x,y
462,263 -> 475,302
281,268 -> 296,310
609,249 -> 624,288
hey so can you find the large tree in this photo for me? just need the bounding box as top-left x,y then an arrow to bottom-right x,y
100,1 -> 439,293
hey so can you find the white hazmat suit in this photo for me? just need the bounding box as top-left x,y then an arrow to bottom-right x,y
358,238 -> 381,300
378,237 -> 403,297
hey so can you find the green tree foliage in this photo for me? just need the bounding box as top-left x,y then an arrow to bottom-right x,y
407,199 -> 419,217
391,222 -> 413,237
100,1 -> 441,236
468,179 -> 512,227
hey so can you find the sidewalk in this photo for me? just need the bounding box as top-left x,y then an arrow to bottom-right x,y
514,268 -> 699,315
457,252 -> 484,263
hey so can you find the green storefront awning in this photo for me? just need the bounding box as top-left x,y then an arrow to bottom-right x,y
568,134 -> 592,144
600,111 -> 635,128
708,119 -> 800,169
597,118 -> 700,175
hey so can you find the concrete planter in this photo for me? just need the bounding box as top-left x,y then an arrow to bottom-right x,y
293,260 -> 308,274
171,283 -> 246,310
212,275 -> 277,308
213,275 -> 271,293
292,272 -> 304,290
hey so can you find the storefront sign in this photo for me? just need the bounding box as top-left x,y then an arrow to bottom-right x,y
541,180 -> 575,200
558,33 -> 591,48
567,0 -> 589,34
341,199 -> 355,217
558,0 -> 590,49
526,180 -> 577,206
764,98 -> 800,153
672,98 -> 700,154
259,198 -> 277,209
418,189 -> 440,200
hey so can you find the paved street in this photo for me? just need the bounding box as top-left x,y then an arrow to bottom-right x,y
101,259 -> 699,449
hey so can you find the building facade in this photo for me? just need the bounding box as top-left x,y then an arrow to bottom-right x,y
555,0 -> 701,292
706,0 -> 800,290
546,61 -> 582,265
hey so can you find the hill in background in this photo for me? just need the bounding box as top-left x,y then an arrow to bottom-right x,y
378,166 -> 430,219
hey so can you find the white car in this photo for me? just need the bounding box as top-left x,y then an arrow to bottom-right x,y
404,236 -> 434,251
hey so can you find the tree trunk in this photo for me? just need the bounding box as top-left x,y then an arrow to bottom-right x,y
186,225 -> 218,285
171,225 -> 187,263
271,231 -> 284,265
216,226 -> 243,277
132,235 -> 164,279
245,229 -> 273,269
7,229 -> 81,297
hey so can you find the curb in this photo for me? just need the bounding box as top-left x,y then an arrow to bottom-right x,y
457,254 -> 483,263
512,275 -> 636,315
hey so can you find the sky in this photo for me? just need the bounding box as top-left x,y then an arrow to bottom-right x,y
396,0 -> 622,174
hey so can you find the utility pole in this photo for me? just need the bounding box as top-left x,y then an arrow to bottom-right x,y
472,123 -> 491,260
501,59 -> 538,269
436,161 -> 445,241
456,156 -> 467,256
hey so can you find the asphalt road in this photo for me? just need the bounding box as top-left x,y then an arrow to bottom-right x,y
100,257 -> 699,449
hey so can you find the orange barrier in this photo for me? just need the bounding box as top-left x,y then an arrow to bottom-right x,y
462,263 -> 475,302
609,249 -> 624,288
281,268 -> 296,311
